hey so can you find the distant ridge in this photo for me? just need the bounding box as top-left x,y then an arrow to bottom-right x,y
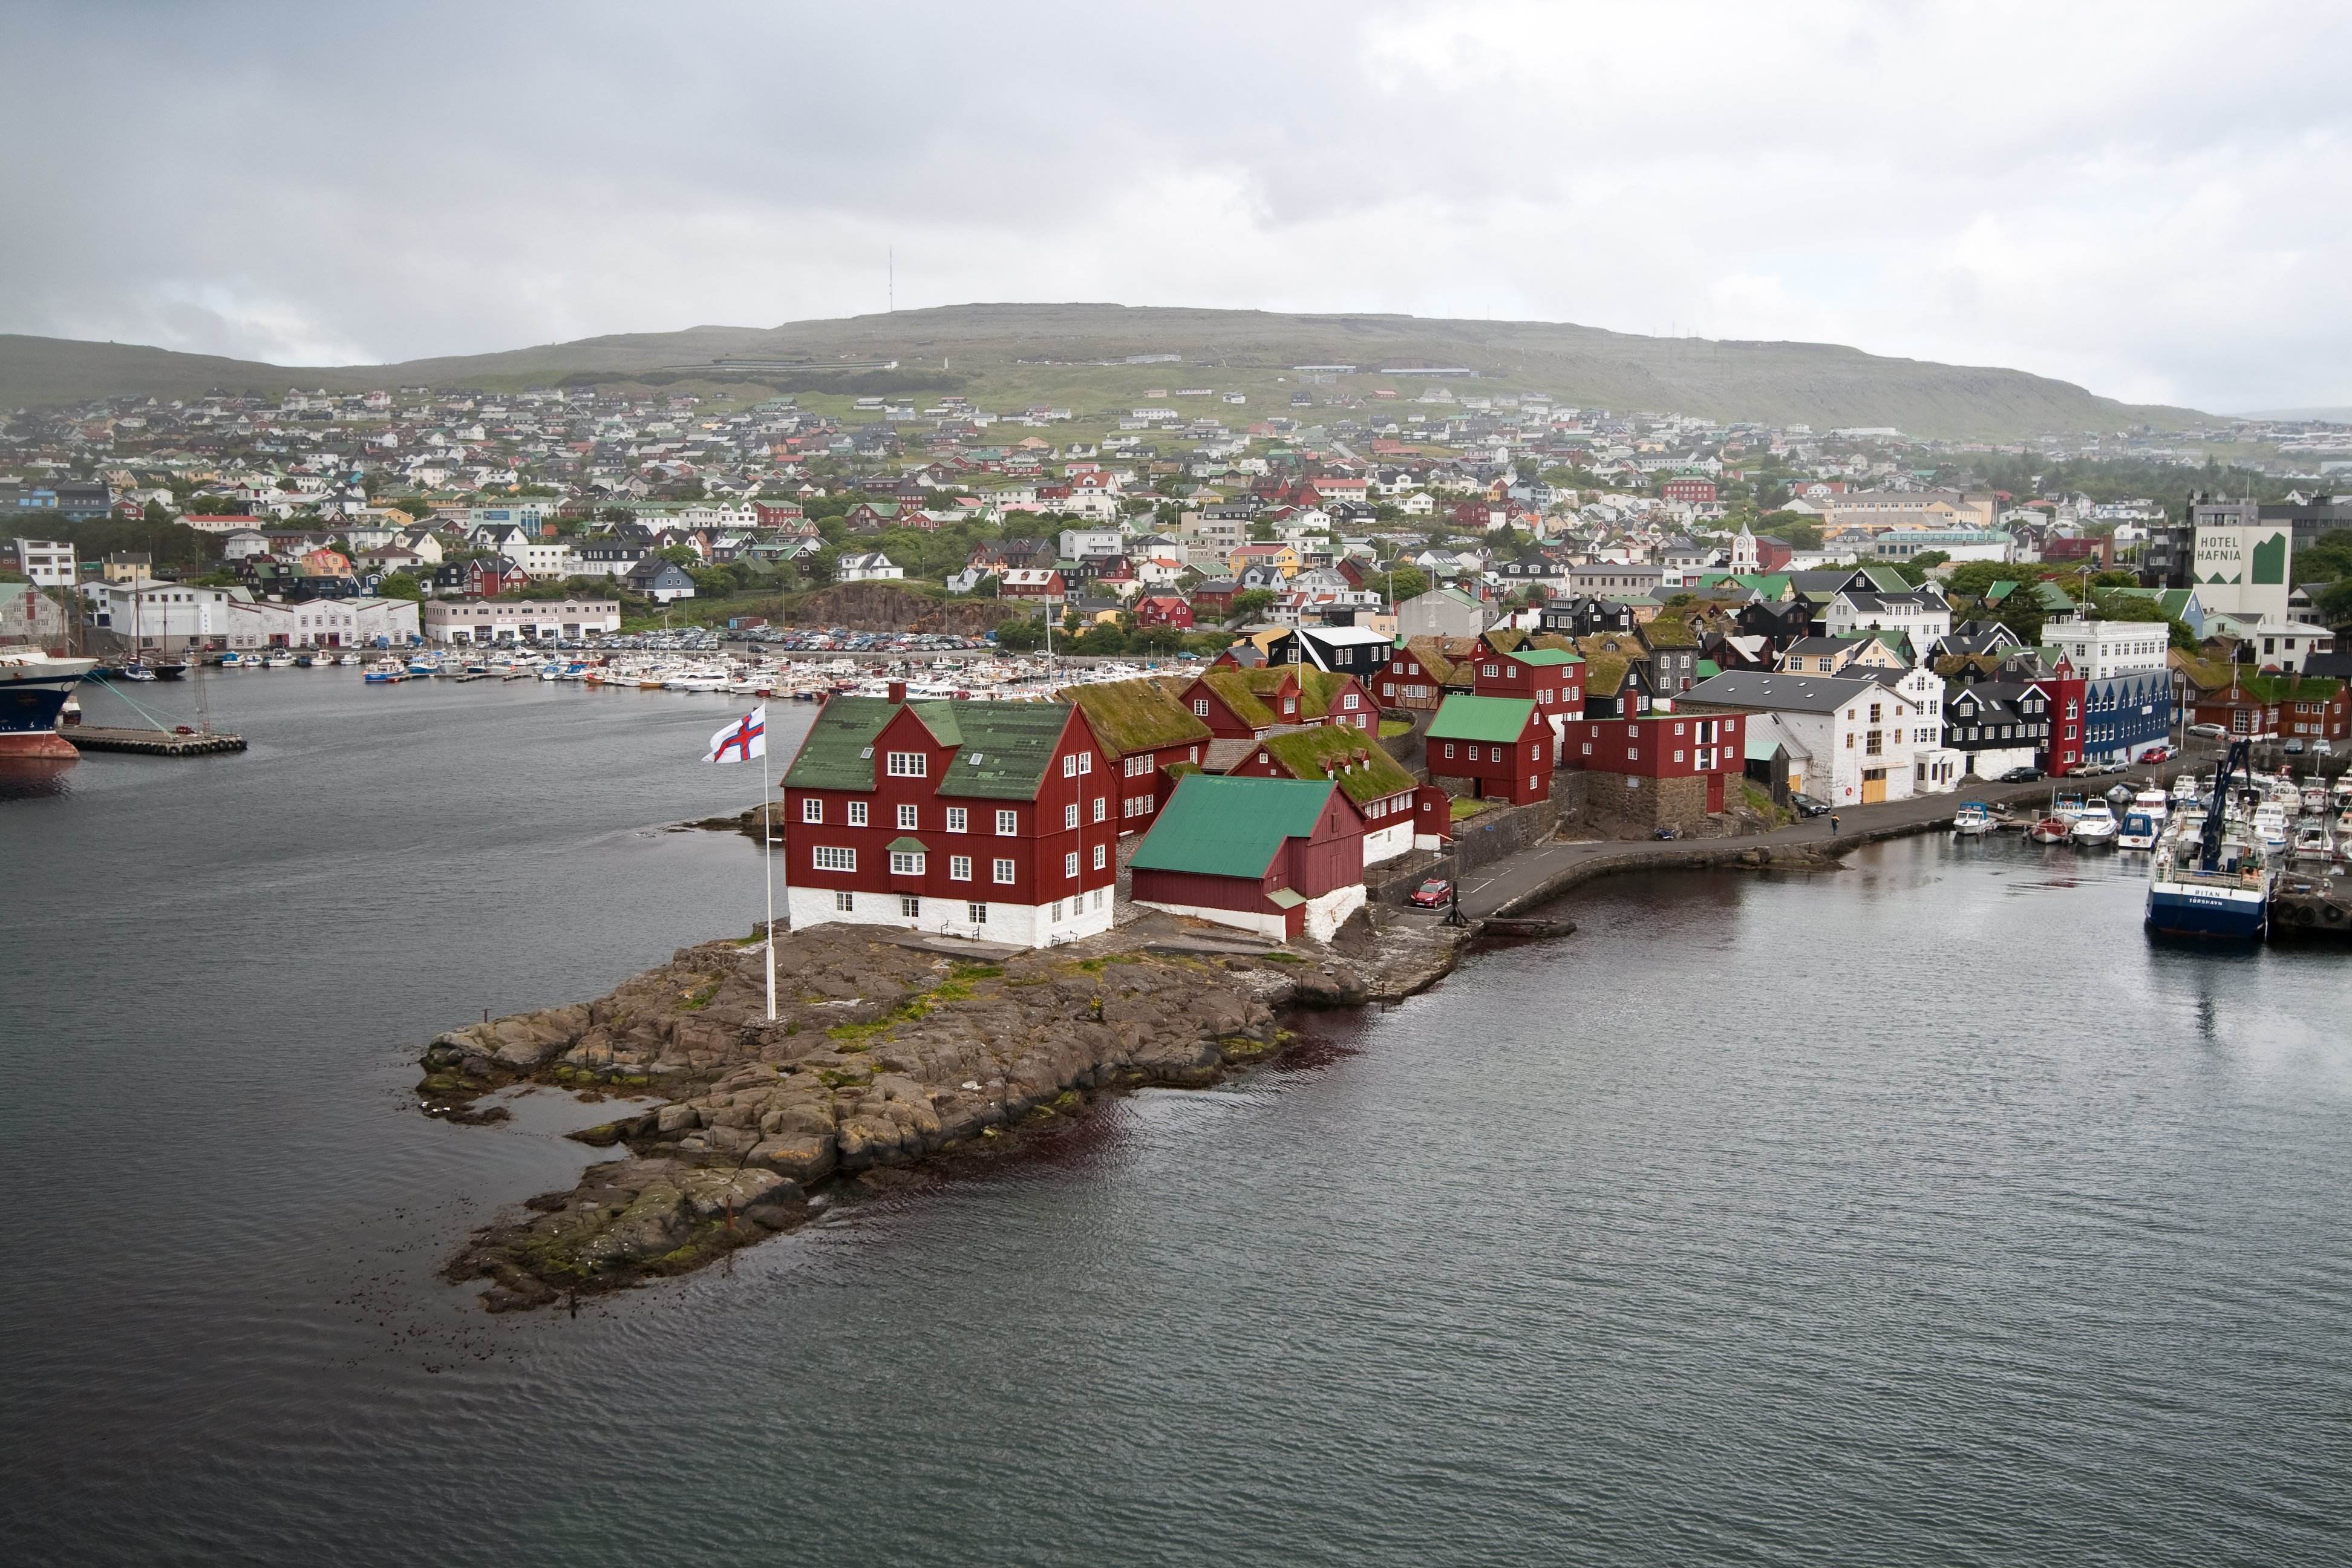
0,303 -> 2209,440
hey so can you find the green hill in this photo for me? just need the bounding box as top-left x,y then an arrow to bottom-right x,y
0,303 -> 2206,439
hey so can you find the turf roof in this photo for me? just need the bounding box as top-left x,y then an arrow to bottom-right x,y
1061,677 -> 1212,754
1250,725 -> 1419,805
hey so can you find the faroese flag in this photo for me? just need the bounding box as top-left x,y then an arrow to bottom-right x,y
705,705 -> 766,763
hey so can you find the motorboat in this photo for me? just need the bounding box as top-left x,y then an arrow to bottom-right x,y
364,658 -> 410,684
120,663 -> 158,682
2028,813 -> 2072,844
2290,820 -> 2335,864
2131,788 -> 2169,825
2250,800 -> 2290,851
2052,789 -> 2087,823
2302,784 -> 2329,815
337,652 -> 362,666
2071,800 -> 2121,845
1952,802 -> 1996,835
2118,809 -> 2160,851
2171,773 -> 2203,803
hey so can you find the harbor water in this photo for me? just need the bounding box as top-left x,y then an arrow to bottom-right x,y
4,673 -> 2350,1566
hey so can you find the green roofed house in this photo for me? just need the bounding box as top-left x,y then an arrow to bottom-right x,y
1426,693 -> 1552,805
777,687 -> 1120,947
1224,723 -> 1423,863
1128,774 -> 1368,942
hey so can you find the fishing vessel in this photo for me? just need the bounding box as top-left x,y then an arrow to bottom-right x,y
2147,743 -> 2272,941
0,647 -> 100,757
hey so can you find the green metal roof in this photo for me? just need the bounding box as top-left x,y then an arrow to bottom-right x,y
1426,694 -> 1538,743
887,836 -> 927,854
780,696 -> 1073,800
1128,775 -> 1337,880
1512,647 -> 1583,667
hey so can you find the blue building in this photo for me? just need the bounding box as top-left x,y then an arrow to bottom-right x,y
2081,668 -> 2172,762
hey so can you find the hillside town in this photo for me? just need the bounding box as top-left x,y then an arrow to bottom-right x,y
6,377 -> 2350,934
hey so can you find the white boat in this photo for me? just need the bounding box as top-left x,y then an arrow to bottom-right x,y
2301,785 -> 2329,815
2130,789 -> 2169,825
2250,800 -> 2290,851
2118,809 -> 2161,851
1952,802 -> 1995,835
337,652 -> 361,666
2171,773 -> 2203,802
2147,826 -> 2272,939
2290,820 -> 2334,863
2071,800 -> 2121,845
263,652 -> 295,668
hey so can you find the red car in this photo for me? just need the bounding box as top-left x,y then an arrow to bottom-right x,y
2138,746 -> 2170,763
1407,877 -> 1452,909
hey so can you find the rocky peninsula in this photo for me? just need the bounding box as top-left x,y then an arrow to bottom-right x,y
419,912 -> 1466,1311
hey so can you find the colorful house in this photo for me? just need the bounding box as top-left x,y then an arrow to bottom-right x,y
1058,677 -> 1215,833
1560,711 -> 1748,825
1467,642 -> 1585,748
1128,775 -> 1367,942
779,691 -> 1119,947
1222,723 -> 1421,863
1425,694 -> 1552,805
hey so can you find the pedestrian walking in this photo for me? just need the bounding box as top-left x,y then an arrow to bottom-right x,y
1829,812 -> 1840,835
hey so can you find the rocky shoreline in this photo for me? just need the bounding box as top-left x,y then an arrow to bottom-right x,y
419,911 -> 1467,1312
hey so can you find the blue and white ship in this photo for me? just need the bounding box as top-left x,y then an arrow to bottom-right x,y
2146,742 -> 2271,940
1,647 -> 99,759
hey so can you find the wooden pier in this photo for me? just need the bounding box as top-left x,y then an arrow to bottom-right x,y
64,726 -> 247,757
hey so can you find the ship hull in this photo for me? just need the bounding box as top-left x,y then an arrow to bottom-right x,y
2145,882 -> 2269,941
2,656 -> 99,757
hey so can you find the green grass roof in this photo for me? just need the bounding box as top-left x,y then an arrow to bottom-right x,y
1200,667 -> 1278,728
780,696 -> 1073,800
1062,676 -> 1211,755
1641,615 -> 1699,649
1427,694 -> 1538,743
1128,775 -> 1338,880
1251,725 -> 1419,805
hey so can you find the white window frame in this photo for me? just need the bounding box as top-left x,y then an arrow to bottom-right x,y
1064,851 -> 1079,878
1092,843 -> 1107,871
834,890 -> 854,912
993,857 -> 1016,884
995,809 -> 1018,835
886,750 -> 926,778
847,800 -> 868,827
801,798 -> 822,823
890,850 -> 925,876
812,845 -> 856,872
950,854 -> 972,881
896,803 -> 918,830
946,807 -> 967,834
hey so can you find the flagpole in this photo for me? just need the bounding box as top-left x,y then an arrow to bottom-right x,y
762,726 -> 776,1021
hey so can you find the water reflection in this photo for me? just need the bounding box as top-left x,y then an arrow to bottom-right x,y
0,756 -> 76,800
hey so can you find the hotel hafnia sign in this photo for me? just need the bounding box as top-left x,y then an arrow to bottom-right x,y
2194,521 -> 2289,618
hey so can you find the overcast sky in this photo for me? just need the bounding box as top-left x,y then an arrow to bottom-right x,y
8,1 -> 2350,413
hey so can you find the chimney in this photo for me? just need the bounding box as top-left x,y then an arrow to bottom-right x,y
887,681 -> 907,704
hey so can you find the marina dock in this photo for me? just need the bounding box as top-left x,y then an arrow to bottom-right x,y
65,726 -> 247,757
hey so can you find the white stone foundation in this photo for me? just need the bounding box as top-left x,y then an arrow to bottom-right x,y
783,884 -> 1114,949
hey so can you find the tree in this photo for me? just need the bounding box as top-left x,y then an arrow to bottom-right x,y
1385,564 -> 1429,603
994,616 -> 1047,652
1247,519 -> 1277,543
1755,509 -> 1819,550
1990,592 -> 2047,648
377,572 -> 423,603
1229,588 -> 1276,622
658,544 -> 701,568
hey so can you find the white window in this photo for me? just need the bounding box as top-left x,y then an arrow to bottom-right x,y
946,807 -> 967,833
1093,796 -> 1107,823
1077,751 -> 1092,774
1093,843 -> 1108,870
967,902 -> 988,924
993,857 -> 1016,884
886,750 -> 926,777
897,803 -> 918,830
1064,851 -> 1079,878
834,890 -> 854,912
847,800 -> 867,827
950,855 -> 972,881
1194,698 -> 1210,716
996,809 -> 1018,835
1050,899 -> 1065,921
1343,693 -> 1359,710
1063,754 -> 1078,777
889,850 -> 925,875
813,845 -> 855,871
900,895 -> 921,918
1443,742 -> 1456,759
1064,803 -> 1079,829
802,798 -> 822,823
1092,889 -> 1105,910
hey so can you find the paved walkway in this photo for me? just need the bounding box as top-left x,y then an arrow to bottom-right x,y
1457,753 -> 2220,921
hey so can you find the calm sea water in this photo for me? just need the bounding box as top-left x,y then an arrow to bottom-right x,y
4,672 -> 2349,1566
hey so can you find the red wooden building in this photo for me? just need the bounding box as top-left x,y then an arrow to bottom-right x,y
1425,695 -> 1552,805
778,687 -> 1119,947
1561,711 -> 1747,814
1132,593 -> 1194,630
1059,677 -> 1215,833
1128,774 -> 1367,942
1468,642 -> 1585,748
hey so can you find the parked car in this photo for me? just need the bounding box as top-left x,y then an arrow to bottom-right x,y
2138,746 -> 2171,763
1406,877 -> 1452,909
1788,792 -> 1830,817
1998,765 -> 2045,783
2313,739 -> 2336,756
2187,722 -> 2226,739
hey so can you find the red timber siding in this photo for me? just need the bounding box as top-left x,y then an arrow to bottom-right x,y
2034,675 -> 2088,775
1428,715 -> 1553,805
1128,866 -> 1278,916
782,705 -> 1119,909
1373,648 -> 1448,711
1282,790 -> 1367,897
1561,713 -> 1745,779
1414,783 -> 1454,841
1322,676 -> 1379,733
1113,737 -> 1207,831
1469,655 -> 1585,727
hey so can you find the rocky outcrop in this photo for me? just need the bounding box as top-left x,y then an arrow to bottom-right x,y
428,915 -> 1463,1309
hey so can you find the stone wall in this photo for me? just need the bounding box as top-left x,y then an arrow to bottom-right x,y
1579,771 -> 1712,836
1364,793 -> 1562,903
